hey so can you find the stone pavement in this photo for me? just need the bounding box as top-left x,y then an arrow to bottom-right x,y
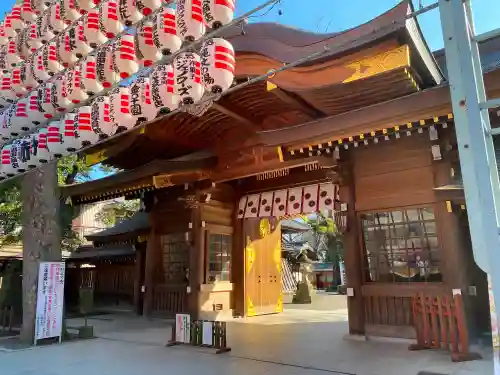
1,294 -> 497,375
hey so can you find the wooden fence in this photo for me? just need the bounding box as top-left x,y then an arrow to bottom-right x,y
409,292 -> 482,362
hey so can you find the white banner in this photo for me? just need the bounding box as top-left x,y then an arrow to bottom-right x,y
175,314 -> 191,344
34,262 -> 65,342
202,321 -> 213,346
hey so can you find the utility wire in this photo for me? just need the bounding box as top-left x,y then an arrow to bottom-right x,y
0,1 -> 442,185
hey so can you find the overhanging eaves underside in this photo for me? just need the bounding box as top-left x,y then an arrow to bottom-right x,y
62,152 -> 218,204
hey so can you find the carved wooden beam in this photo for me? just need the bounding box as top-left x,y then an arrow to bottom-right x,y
269,87 -> 324,119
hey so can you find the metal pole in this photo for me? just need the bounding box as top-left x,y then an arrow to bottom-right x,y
438,0 -> 500,338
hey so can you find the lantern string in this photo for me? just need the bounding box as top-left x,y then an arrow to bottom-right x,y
0,0 -> 282,145
0,44 -> 331,185
0,1 -> 442,185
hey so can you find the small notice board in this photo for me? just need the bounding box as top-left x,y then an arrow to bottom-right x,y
34,262 -> 65,344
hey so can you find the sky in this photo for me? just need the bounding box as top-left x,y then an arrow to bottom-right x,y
236,0 -> 499,52
1,0 -> 498,180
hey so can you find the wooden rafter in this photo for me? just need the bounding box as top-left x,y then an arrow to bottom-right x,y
212,103 -> 259,129
269,87 -> 325,119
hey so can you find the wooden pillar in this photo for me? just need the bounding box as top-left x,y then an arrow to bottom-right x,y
187,203 -> 203,320
143,233 -> 156,317
133,248 -> 143,315
339,160 -> 365,335
232,210 -> 245,317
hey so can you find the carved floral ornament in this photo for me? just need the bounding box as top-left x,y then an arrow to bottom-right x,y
237,182 -> 338,219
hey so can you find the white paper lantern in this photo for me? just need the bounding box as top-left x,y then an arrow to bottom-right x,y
4,16 -> 17,39
19,29 -> 37,60
174,52 -> 204,105
51,74 -> 73,113
0,97 -> 9,111
136,20 -> 160,67
46,120 -> 66,158
27,89 -> 47,126
0,51 -> 7,73
0,23 -> 8,45
118,0 -> 143,26
90,96 -> 113,136
96,44 -> 119,89
153,7 -> 181,56
99,0 -> 124,39
150,63 -> 179,114
129,76 -> 155,125
48,2 -> 66,34
11,67 -> 28,98
26,23 -> 43,50
78,0 -> 96,13
1,144 -> 18,177
57,32 -> 79,68
80,54 -> 103,95
5,40 -> 23,68
22,56 -> 39,90
9,6 -> 25,32
83,8 -> 108,48
59,0 -> 80,24
67,23 -> 93,59
21,0 -> 39,23
109,86 -> 134,133
200,38 -> 235,94
3,105 -> 19,137
11,138 -> 31,172
66,65 -> 89,104
61,112 -> 82,151
34,41 -> 63,80
38,83 -> 57,119
176,0 -> 205,42
32,0 -> 50,13
202,0 -> 235,29
36,11 -> 55,43
112,34 -> 139,80
28,128 -> 51,167
75,105 -> 100,146
0,112 -> 10,142
0,73 -> 17,103
12,97 -> 34,133
136,0 -> 161,16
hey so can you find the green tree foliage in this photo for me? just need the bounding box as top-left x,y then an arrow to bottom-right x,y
0,155 -> 96,249
302,213 -> 344,264
95,199 -> 140,227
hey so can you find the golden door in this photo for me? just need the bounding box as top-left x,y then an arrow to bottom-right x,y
244,218 -> 283,316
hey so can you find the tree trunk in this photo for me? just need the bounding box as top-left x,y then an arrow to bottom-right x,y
20,163 -> 61,344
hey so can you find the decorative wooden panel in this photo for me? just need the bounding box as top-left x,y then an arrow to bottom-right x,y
353,133 -> 435,211
244,218 -> 282,316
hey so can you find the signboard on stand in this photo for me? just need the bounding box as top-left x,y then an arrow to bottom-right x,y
34,262 -> 66,344
175,314 -> 191,344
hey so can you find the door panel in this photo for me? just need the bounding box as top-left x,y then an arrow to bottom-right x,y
244,218 -> 282,316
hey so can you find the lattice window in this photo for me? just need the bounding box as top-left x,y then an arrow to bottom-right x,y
361,207 -> 442,283
207,233 -> 232,283
161,234 -> 189,284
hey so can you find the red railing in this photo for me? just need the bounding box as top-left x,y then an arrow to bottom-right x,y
410,292 -> 482,362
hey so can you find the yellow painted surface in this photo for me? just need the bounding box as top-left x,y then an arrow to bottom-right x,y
85,149 -> 107,167
342,45 -> 410,83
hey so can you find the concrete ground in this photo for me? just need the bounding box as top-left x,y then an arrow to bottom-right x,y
1,293 -> 497,375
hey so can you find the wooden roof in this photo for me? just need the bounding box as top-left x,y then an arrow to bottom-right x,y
82,1 -> 441,171
63,151 -> 217,204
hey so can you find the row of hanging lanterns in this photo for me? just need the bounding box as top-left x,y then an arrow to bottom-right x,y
0,0 -> 237,179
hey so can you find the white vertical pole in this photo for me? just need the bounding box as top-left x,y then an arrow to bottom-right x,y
438,0 -> 500,356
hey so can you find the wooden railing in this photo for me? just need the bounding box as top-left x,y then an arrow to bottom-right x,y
409,292 -> 482,362
151,284 -> 187,316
